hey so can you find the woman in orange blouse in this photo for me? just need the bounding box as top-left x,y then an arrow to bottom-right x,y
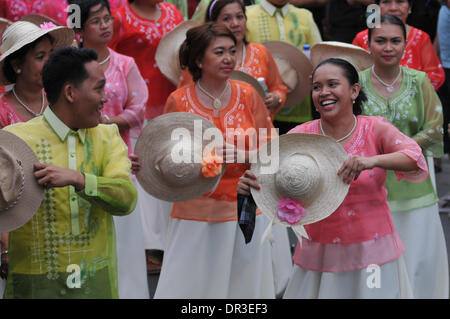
153,23 -> 289,298
178,0 -> 288,119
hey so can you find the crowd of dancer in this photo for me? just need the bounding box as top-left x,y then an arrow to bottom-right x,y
0,0 -> 449,299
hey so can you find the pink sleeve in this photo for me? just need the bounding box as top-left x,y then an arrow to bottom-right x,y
120,59 -> 147,136
372,117 -> 428,182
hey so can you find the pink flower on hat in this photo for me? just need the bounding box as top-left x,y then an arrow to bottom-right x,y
40,22 -> 57,31
277,198 -> 306,225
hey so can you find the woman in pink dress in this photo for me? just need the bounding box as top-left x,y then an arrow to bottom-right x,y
69,0 -> 149,298
238,58 -> 429,298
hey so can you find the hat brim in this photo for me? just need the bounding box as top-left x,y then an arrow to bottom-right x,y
229,70 -> 266,98
251,133 -> 350,227
20,14 -> 62,27
135,112 -> 226,202
156,20 -> 201,86
263,41 -> 313,108
0,130 -> 44,232
311,41 -> 374,72
0,22 -> 75,85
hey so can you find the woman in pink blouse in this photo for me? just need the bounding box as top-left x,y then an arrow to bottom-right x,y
238,58 -> 428,298
68,0 -> 146,154
69,0 -> 149,299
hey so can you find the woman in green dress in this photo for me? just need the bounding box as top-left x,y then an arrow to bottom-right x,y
359,14 -> 448,299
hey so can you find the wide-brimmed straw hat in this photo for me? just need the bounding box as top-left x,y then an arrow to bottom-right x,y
135,112 -> 226,202
311,41 -> 373,72
251,133 -> 350,241
263,41 -> 313,108
0,20 -> 75,84
0,130 -> 44,232
230,70 -> 266,98
156,20 -> 201,86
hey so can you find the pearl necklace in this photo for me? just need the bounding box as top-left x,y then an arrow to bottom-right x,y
12,86 -> 45,117
371,65 -> 402,93
99,54 -> 110,65
320,115 -> 357,143
197,80 -> 230,117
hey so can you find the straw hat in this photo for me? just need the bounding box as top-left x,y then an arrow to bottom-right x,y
251,133 -> 350,240
0,20 -> 75,84
229,70 -> 265,98
0,130 -> 44,232
311,41 -> 374,72
156,20 -> 201,86
135,112 -> 226,202
263,41 -> 313,108
20,14 -> 62,27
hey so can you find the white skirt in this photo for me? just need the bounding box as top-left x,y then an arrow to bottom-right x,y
137,182 -> 172,251
283,255 -> 413,299
270,225 -> 293,298
390,204 -> 449,299
154,214 -> 278,299
113,179 -> 150,299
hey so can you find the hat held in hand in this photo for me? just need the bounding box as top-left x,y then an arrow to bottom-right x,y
135,112 -> 226,202
251,133 -> 350,244
0,130 -> 44,232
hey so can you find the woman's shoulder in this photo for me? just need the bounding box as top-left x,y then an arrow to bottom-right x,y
109,48 -> 135,65
402,66 -> 427,82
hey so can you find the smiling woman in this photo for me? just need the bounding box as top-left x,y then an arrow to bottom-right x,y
238,58 -> 430,299
150,23 -> 285,299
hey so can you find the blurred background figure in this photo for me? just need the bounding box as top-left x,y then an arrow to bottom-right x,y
109,0 -> 184,275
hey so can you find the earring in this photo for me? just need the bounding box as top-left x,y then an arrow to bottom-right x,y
16,69 -> 21,74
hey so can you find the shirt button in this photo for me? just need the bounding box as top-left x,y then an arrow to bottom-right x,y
71,196 -> 77,201
70,153 -> 75,158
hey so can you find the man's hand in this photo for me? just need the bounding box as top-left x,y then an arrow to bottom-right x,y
33,163 -> 85,191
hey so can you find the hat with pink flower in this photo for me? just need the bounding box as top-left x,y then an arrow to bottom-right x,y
250,133 -> 350,243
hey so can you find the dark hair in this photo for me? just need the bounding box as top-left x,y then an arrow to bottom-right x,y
2,34 -> 54,83
67,0 -> 111,30
205,0 -> 246,22
43,46 -> 98,105
374,0 -> 412,5
312,58 -> 367,115
179,23 -> 236,82
368,14 -> 407,42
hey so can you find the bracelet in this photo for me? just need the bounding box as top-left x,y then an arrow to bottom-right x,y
1,250 -> 8,255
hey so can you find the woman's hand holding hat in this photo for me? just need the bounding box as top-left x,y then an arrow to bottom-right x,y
129,153 -> 141,175
237,170 -> 260,196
